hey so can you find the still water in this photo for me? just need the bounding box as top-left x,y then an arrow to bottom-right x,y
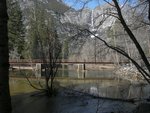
10,68 -> 150,100
57,69 -> 114,78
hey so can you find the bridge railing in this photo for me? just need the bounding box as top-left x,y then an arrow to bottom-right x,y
9,59 -> 65,63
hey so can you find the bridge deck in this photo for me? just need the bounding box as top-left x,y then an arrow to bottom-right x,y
9,59 -> 129,65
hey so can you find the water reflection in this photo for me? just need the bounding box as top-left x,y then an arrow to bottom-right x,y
56,69 -> 114,78
9,67 -> 150,99
10,78 -> 36,95
69,80 -> 150,99
53,64 -> 114,78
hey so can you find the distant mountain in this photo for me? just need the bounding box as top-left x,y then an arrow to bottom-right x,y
17,0 -> 149,62
18,0 -> 117,33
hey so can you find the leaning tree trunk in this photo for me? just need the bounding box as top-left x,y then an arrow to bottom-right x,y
113,0 -> 150,74
0,0 -> 12,113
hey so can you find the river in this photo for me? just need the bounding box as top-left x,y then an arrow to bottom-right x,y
9,68 -> 150,100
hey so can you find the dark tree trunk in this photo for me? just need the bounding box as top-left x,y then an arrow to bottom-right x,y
46,78 -> 50,96
148,0 -> 150,21
0,0 -> 12,113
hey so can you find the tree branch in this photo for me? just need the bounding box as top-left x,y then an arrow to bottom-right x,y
112,0 -> 150,75
82,29 -> 150,83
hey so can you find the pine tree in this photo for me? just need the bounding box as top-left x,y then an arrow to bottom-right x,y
7,0 -> 25,59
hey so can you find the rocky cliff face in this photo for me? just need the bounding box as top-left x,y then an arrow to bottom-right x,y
17,0 -> 149,62
18,0 -> 116,31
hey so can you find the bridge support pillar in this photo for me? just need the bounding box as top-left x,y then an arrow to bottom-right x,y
82,63 -> 86,71
77,64 -> 80,71
35,63 -> 41,78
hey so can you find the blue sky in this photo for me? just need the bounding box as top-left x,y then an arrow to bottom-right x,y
63,0 -> 105,9
63,0 -> 134,9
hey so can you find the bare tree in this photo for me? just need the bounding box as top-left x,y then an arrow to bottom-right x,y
92,0 -> 150,83
38,28 -> 62,96
64,0 -> 150,83
25,27 -> 61,97
111,0 -> 150,82
25,3 -> 62,96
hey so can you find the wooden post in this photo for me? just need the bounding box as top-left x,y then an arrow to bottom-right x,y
77,64 -> 80,71
83,63 -> 86,71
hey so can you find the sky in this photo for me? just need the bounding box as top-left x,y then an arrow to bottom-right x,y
63,0 -> 135,10
63,0 -> 105,9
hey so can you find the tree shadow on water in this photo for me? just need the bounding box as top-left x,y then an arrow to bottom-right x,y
11,89 -> 137,113
12,91 -> 61,113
